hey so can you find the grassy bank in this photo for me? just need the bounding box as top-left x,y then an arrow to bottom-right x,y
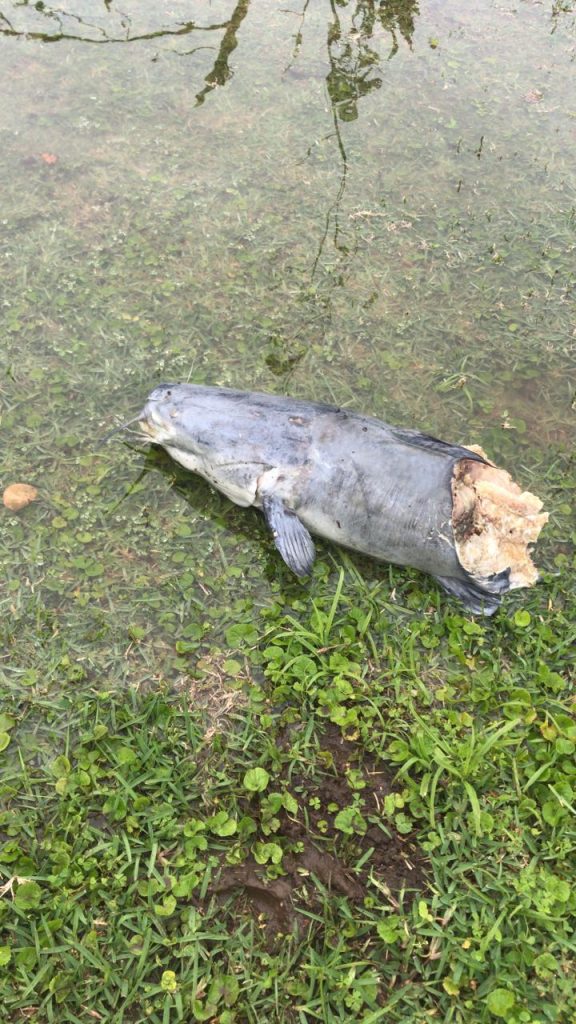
1,448 -> 575,1023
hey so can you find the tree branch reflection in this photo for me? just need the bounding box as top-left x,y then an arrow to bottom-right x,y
0,3 -> 230,45
195,0 -> 250,106
311,0 -> 418,276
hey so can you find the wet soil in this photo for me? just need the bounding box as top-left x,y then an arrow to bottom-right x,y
210,724 -> 428,938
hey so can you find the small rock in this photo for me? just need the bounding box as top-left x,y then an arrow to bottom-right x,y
3,483 -> 38,511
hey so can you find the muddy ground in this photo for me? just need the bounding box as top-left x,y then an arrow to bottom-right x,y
211,724 -> 428,938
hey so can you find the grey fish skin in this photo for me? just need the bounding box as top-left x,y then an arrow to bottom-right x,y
138,383 -> 511,615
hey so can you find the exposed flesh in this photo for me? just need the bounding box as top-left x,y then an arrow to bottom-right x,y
452,447 -> 548,589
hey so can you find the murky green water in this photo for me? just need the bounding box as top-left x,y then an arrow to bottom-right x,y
1,0 -> 575,700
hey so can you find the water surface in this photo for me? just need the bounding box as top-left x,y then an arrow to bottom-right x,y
1,0 -> 575,700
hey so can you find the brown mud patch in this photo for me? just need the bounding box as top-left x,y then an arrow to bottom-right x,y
209,725 -> 427,939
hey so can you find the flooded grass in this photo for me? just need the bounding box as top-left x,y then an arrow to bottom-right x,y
1,0 -> 575,1021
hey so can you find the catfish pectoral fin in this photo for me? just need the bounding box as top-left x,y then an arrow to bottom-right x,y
435,567 -> 511,616
261,495 -> 315,577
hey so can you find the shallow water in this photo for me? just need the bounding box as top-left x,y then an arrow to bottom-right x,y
1,0 -> 575,700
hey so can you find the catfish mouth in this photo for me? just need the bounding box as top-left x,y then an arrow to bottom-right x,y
138,402 -> 176,444
452,449 -> 548,590
138,384 -> 182,443
138,416 -> 159,439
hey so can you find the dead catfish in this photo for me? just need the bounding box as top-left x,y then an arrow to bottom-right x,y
136,384 -> 548,615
